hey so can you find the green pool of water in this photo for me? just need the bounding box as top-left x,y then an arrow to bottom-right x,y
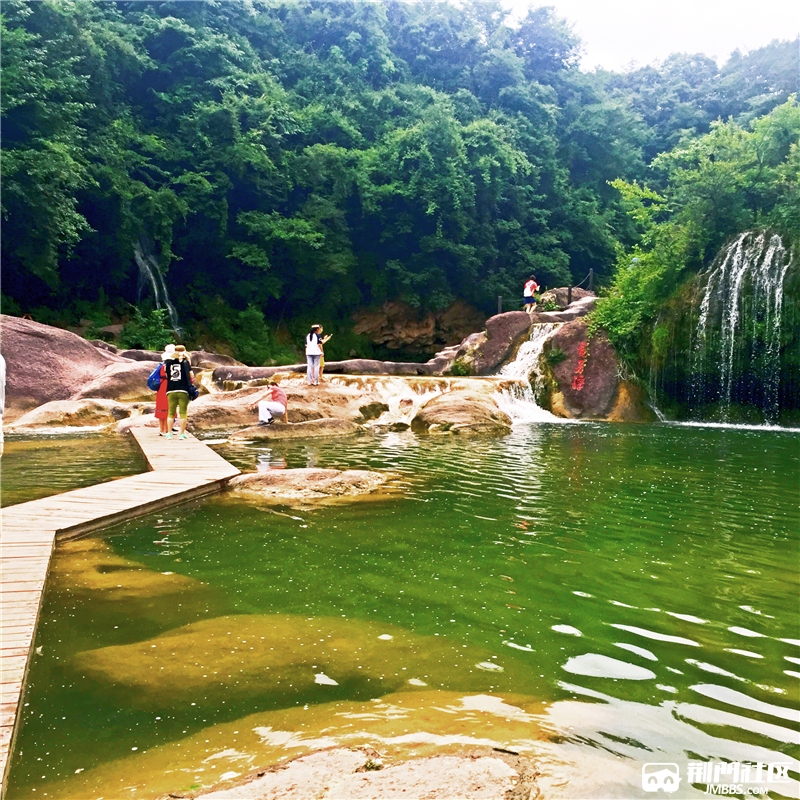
6,423 -> 799,799
1,433 -> 147,506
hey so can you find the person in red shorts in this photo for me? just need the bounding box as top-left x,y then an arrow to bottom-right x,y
155,344 -> 174,435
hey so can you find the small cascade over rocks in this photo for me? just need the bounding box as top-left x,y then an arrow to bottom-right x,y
496,323 -> 566,423
133,239 -> 181,333
690,230 -> 793,423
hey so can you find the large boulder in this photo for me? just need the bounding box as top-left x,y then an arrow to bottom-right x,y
545,319 -> 653,420
228,468 -> 393,503
7,398 -> 140,430
411,390 -> 512,435
0,314 -> 124,417
468,312 -> 532,375
71,360 -> 159,403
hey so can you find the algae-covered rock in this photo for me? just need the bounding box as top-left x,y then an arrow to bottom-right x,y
72,614 -> 535,709
229,468 -> 394,503
53,538 -> 198,599
411,391 -> 512,435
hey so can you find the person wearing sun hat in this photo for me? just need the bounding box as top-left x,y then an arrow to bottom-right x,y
164,345 -> 195,439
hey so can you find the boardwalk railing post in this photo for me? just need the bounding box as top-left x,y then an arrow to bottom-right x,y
567,286 -> 572,305
497,295 -> 502,314
589,268 -> 594,292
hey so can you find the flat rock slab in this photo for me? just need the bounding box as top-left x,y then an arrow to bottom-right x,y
229,468 -> 392,503
200,748 -> 523,800
229,418 -> 361,440
8,399 -> 143,430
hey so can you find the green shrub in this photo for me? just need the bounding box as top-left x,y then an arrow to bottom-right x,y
449,359 -> 471,376
199,299 -> 297,365
119,307 -> 175,351
544,347 -> 567,366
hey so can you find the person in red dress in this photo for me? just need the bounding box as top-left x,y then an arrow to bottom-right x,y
155,344 -> 174,435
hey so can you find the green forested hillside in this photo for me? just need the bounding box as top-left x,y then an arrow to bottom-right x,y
2,0 -> 797,362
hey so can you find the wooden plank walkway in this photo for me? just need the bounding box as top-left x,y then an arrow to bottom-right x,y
0,427 -> 240,790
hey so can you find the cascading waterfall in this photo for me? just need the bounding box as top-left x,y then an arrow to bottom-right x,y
690,230 -> 791,423
133,239 -> 181,333
496,323 -> 566,423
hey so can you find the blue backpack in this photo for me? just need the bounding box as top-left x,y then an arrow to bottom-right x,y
147,365 -> 162,391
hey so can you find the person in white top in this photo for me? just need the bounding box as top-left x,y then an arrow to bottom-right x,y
305,324 -> 331,386
523,275 -> 539,313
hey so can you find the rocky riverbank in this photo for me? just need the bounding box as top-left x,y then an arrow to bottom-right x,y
1,293 -> 653,435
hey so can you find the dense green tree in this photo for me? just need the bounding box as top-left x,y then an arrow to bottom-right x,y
2,0 -> 796,363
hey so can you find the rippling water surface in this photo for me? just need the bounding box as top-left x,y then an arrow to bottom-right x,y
7,424 -> 799,799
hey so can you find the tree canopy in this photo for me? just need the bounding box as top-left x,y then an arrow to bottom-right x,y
2,0 -> 797,362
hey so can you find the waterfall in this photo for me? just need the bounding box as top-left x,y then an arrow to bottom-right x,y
496,323 -> 566,423
690,231 -> 791,423
133,239 -> 181,333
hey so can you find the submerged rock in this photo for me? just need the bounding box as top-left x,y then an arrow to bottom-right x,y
411,390 -> 512,435
52,538 -> 198,599
72,614 -> 536,710
229,467 -> 393,503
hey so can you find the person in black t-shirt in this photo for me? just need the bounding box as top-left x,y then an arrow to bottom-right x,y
164,345 -> 195,439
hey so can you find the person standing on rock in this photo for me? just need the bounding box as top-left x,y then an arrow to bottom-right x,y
305,324 -> 330,386
523,275 -> 539,313
250,380 -> 288,425
318,325 -> 332,383
164,345 -> 195,440
155,344 -> 174,435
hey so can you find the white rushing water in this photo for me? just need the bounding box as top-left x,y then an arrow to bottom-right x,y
133,239 -> 181,333
496,323 -> 569,423
691,231 -> 791,422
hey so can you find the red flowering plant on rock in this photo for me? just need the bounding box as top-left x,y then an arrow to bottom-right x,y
572,340 -> 588,391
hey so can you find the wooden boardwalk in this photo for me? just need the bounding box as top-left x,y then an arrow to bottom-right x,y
0,427 -> 240,789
